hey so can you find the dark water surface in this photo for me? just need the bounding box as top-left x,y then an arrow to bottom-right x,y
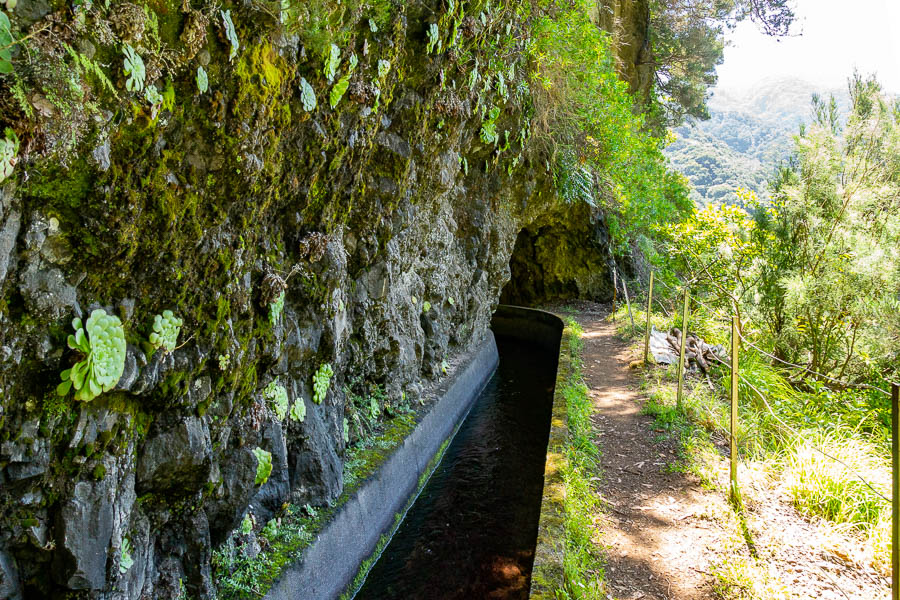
353,336 -> 558,600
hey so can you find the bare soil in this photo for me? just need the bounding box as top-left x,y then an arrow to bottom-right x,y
558,301 -> 890,600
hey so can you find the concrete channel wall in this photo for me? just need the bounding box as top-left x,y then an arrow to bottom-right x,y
267,305 -> 567,600
265,332 -> 499,600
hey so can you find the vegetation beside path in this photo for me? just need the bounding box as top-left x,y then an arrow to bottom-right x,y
612,304 -> 891,599
556,318 -> 607,599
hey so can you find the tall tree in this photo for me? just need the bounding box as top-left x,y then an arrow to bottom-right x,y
753,74 -> 900,379
635,0 -> 797,130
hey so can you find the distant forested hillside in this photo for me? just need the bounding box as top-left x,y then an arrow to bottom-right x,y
666,77 -> 848,205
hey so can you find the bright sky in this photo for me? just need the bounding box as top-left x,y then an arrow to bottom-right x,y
715,0 -> 900,93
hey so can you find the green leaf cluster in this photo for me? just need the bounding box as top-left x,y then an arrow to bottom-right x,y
312,363 -> 333,404
196,66 -> 208,94
149,310 -> 182,353
289,396 -> 305,422
221,10 -> 239,61
329,53 -> 357,109
300,78 -> 316,112
264,380 -> 289,420
426,23 -> 441,54
57,309 -> 127,402
0,11 -> 13,74
122,45 -> 145,93
377,59 -> 390,80
479,106 -> 500,145
323,43 -> 340,83
268,290 -> 285,325
0,128 -> 18,183
530,1 -> 691,254
253,447 -> 273,486
144,84 -> 162,106
118,538 -> 134,575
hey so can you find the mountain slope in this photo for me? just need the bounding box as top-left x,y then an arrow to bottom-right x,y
666,77 -> 848,205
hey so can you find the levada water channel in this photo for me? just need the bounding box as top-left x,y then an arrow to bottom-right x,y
353,315 -> 561,599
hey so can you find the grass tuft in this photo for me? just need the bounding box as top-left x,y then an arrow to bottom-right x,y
558,318 -> 606,599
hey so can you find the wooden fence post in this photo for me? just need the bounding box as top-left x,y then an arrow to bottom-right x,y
622,275 -> 635,334
676,288 -> 689,411
643,272 -> 654,365
892,383 -> 899,600
612,267 -> 618,323
730,316 -> 740,506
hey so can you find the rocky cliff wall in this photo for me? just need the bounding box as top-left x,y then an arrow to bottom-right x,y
0,1 -> 613,598
593,0 -> 653,108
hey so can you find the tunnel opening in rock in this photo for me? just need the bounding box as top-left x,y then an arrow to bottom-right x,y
500,202 -> 615,306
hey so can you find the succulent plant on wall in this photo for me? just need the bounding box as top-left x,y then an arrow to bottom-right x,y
149,310 -> 183,354
56,309 -> 127,402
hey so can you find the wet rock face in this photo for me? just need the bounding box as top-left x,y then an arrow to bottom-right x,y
0,1 -> 611,598
53,480 -> 117,590
137,416 -> 213,493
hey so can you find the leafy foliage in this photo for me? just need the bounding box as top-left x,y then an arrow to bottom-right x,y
300,77 -> 317,111
264,381 -> 289,420
196,66 -> 209,94
57,309 -> 127,402
529,1 -> 691,255
330,76 -> 350,108
268,291 -> 285,325
253,447 -> 273,486
0,128 -> 18,183
323,43 -> 340,83
479,106 -> 499,145
750,74 -> 900,379
289,396 -> 306,422
122,44 -> 145,93
426,23 -> 441,54
65,43 -> 119,99
221,10 -> 240,61
312,363 -> 333,404
0,11 -> 13,74
377,59 -> 390,79
149,310 -> 182,353
118,538 -> 134,575
144,84 -> 162,106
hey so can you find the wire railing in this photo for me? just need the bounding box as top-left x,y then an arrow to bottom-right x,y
613,268 -> 899,596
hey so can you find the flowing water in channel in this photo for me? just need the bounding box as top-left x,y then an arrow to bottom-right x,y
353,335 -> 558,600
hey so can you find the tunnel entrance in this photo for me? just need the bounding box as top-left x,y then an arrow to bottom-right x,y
500,202 -> 614,306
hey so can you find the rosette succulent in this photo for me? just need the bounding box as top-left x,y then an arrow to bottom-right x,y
289,397 -> 305,422
149,310 -> 182,353
264,380 -> 289,420
57,309 -> 127,402
253,447 -> 273,486
312,363 -> 333,405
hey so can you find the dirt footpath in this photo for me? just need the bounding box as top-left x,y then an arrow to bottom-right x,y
573,306 -> 723,599
563,302 -> 890,600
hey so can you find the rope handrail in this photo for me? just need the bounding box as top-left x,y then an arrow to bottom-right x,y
738,374 -> 891,504
736,329 -> 892,398
635,272 -> 892,397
